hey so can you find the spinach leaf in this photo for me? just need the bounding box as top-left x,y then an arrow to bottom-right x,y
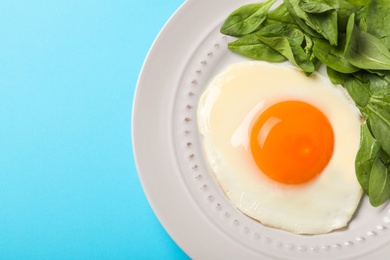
283,0 -> 322,37
367,104 -> 390,156
346,0 -> 369,6
228,24 -> 306,62
304,35 -> 317,64
221,0 -> 277,37
327,66 -> 344,85
366,0 -> 390,50
357,18 -> 367,32
345,14 -> 390,70
326,68 -> 371,108
368,149 -> 390,207
367,73 -> 390,93
355,123 -> 381,195
313,37 -> 359,73
228,34 -> 287,62
370,90 -> 390,111
256,33 -> 315,73
307,10 -> 338,45
325,0 -> 355,32
344,78 -> 371,113
257,24 -> 305,45
286,0 -> 338,45
299,0 -> 334,13
267,3 -> 297,25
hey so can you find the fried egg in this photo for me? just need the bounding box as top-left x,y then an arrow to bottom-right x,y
197,61 -> 363,234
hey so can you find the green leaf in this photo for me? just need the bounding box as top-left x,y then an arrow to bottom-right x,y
221,0 -> 277,37
344,77 -> 371,110
326,69 -> 371,108
228,34 -> 287,62
307,10 -> 338,45
358,18 -> 368,32
368,149 -> 390,207
299,0 -> 334,13
366,0 -> 390,50
228,24 -> 308,63
285,0 -> 338,45
370,90 -> 390,111
367,73 -> 390,93
326,66 -> 344,85
345,14 -> 390,70
257,24 -> 305,45
283,0 -> 321,37
313,37 -> 359,73
256,33 -> 315,73
367,104 -> 390,156
355,123 -> 381,195
304,35 -> 318,71
267,3 -> 297,25
325,0 -> 355,32
346,0 -> 369,6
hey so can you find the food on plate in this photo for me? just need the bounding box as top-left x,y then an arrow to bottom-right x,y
197,61 -> 362,234
220,0 -> 390,207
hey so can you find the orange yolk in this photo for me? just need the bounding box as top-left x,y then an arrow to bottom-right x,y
250,101 -> 334,184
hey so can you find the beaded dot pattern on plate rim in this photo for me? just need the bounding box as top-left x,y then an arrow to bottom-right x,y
173,31 -> 390,258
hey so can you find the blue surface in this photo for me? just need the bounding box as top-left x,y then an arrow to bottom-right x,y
0,0 -> 189,259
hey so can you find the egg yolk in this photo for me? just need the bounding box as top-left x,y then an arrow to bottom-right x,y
250,101 -> 334,184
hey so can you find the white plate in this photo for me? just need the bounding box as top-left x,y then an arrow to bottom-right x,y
133,0 -> 390,258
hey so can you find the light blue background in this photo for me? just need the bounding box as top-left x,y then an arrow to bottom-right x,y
0,0 -> 189,259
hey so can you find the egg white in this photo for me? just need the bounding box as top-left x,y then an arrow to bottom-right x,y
197,61 -> 363,234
